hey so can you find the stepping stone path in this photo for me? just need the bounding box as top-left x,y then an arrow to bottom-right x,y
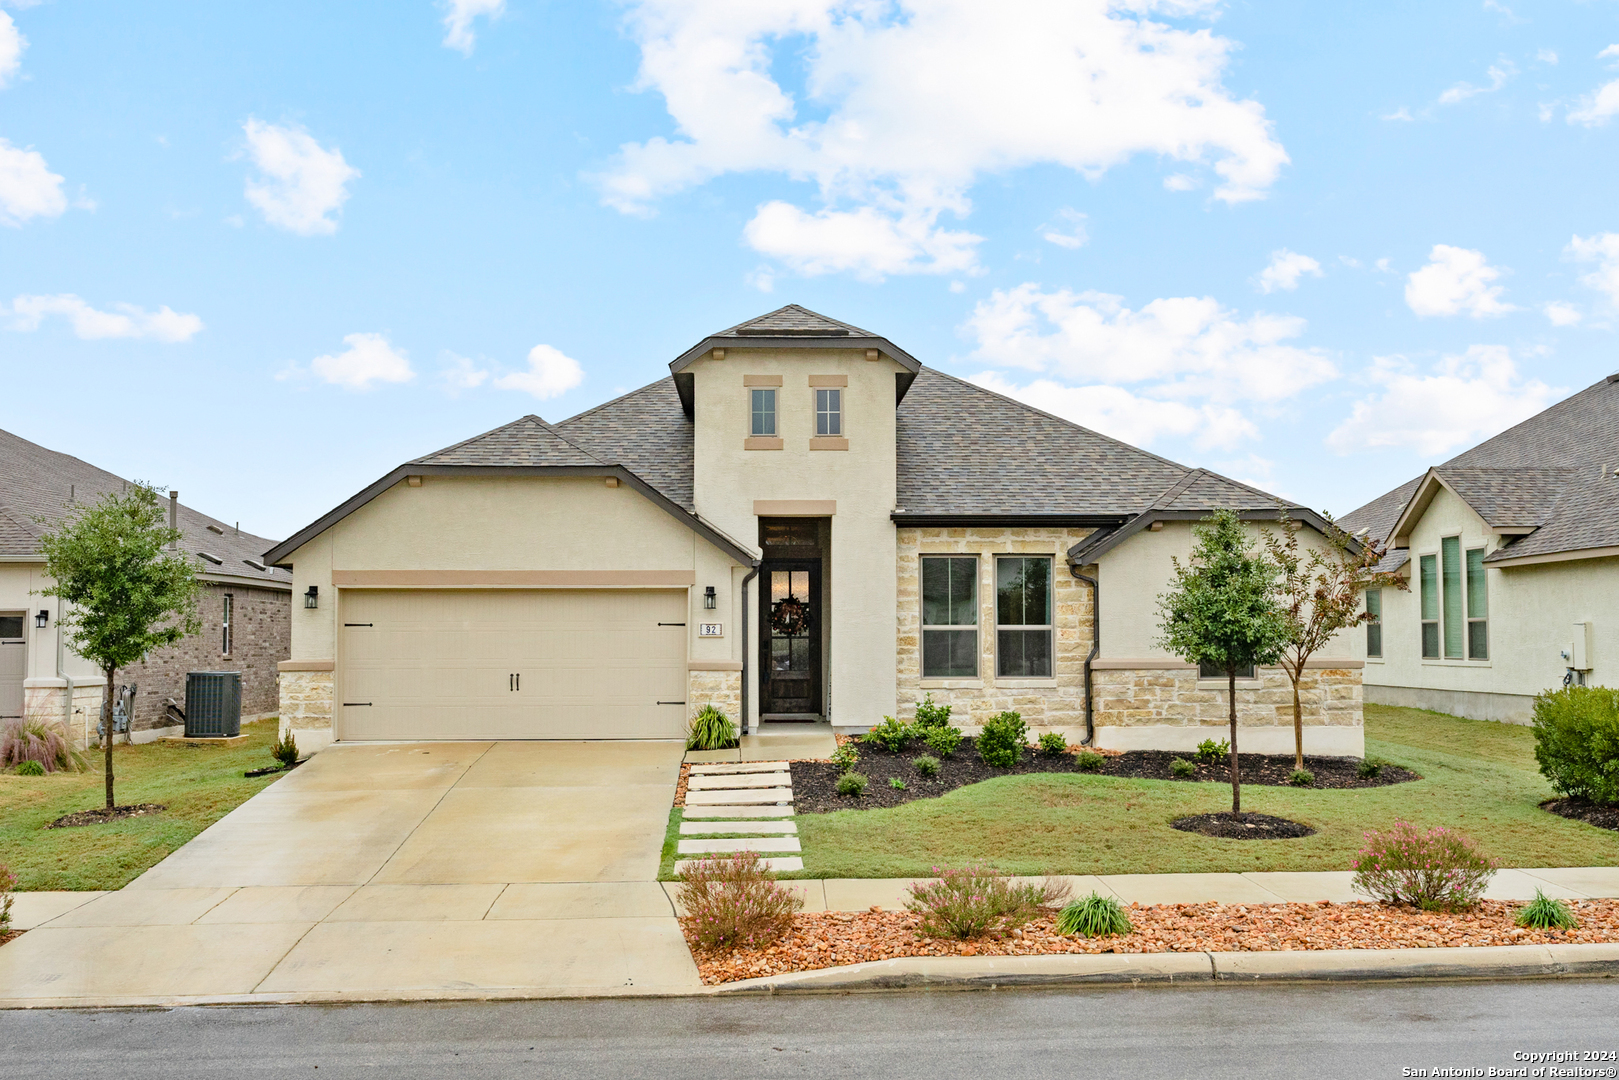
675,761 -> 802,874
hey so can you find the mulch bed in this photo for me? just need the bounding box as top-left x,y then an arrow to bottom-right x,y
791,739 -> 1418,814
244,761 -> 302,778
1171,811 -> 1315,840
683,898 -> 1619,985
46,804 -> 167,829
1543,797 -> 1619,833
0,930 -> 22,949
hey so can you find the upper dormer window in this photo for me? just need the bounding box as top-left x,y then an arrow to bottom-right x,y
816,389 -> 842,436
750,389 -> 777,436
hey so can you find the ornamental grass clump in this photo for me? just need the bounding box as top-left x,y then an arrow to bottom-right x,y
1351,822 -> 1497,911
686,705 -> 738,751
676,852 -> 802,949
15,760 -> 45,777
863,716 -> 913,753
0,717 -> 87,774
1056,892 -> 1133,938
977,711 -> 1028,769
1515,888 -> 1579,931
904,865 -> 1071,940
272,730 -> 299,769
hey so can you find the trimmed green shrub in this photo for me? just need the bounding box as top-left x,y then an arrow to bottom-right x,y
889,776 -> 907,791
1516,888 -> 1579,931
1357,758 -> 1383,780
686,705 -> 738,751
862,715 -> 913,753
913,693 -> 952,730
912,754 -> 940,778
904,865 -> 1071,939
1352,821 -> 1497,911
924,725 -> 962,758
0,716 -> 87,774
1170,757 -> 1197,778
1056,892 -> 1133,937
1037,732 -> 1069,757
977,711 -> 1028,769
830,741 -> 860,773
676,852 -> 802,948
272,729 -> 300,769
14,760 -> 45,777
1531,686 -> 1619,805
1289,768 -> 1315,787
836,771 -> 869,797
1195,738 -> 1229,764
1073,750 -> 1105,773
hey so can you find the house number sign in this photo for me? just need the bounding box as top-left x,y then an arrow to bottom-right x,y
698,623 -> 724,638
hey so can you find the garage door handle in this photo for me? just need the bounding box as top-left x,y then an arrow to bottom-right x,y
658,622 -> 686,626
343,702 -> 372,706
344,623 -> 373,627
657,700 -> 686,705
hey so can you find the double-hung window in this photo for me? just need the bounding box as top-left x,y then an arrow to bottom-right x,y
1198,660 -> 1257,679
1441,536 -> 1464,659
1365,588 -> 1383,658
995,556 -> 1051,677
1466,546 -> 1488,659
815,389 -> 842,436
921,556 -> 977,677
750,389 -> 777,436
222,594 -> 233,656
1419,554 -> 1439,658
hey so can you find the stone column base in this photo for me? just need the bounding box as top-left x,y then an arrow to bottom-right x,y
23,679 -> 107,750
687,669 -> 742,729
278,669 -> 334,756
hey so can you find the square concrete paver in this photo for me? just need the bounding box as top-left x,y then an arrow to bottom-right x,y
688,761 -> 789,775
326,884 -> 507,922
7,892 -> 107,930
1242,872 -> 1365,904
676,837 -> 802,854
679,820 -> 798,835
487,882 -> 674,920
681,805 -> 794,819
1100,873 -> 1288,905
684,788 -> 793,805
686,773 -> 791,790
195,886 -> 359,925
47,888 -> 239,927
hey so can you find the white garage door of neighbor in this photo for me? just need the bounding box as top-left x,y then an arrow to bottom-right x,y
339,589 -> 689,741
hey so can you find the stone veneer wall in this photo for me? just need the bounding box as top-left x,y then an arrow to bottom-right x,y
25,680 -> 108,750
1093,665 -> 1362,729
278,669 -> 334,752
687,668 -> 742,728
894,527 -> 1095,732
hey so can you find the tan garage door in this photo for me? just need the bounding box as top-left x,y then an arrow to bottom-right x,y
338,589 -> 688,741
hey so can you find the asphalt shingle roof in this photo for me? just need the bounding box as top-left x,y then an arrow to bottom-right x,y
712,304 -> 873,338
555,379 -> 695,510
412,415 -> 606,467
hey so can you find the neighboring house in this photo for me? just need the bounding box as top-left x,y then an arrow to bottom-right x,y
0,427 -> 292,744
267,305 -> 1365,756
1341,371 -> 1619,724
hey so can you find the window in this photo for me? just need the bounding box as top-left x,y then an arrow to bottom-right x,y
1441,536 -> 1463,659
921,556 -> 977,677
1466,546 -> 1488,660
0,614 -> 23,639
1365,588 -> 1382,658
815,388 -> 842,436
221,594 -> 233,655
995,556 -> 1051,677
1198,660 -> 1257,679
750,388 -> 777,436
1419,553 -> 1439,658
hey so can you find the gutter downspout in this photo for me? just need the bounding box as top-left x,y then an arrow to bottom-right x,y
53,596 -> 78,748
1070,566 -> 1099,746
739,564 -> 761,736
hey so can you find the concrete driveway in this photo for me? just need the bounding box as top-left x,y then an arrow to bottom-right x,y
0,741 -> 701,1006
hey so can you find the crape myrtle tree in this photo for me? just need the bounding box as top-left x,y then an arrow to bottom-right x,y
38,483 -> 200,809
1264,507 -> 1407,770
1156,510 -> 1290,814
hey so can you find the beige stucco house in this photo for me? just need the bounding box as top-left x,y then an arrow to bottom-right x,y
1342,371 -> 1619,724
267,306 -> 1365,756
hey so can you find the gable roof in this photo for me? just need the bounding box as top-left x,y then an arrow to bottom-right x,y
714,304 -> 876,338
413,415 -> 606,467
555,379 -> 695,510
0,426 -> 292,590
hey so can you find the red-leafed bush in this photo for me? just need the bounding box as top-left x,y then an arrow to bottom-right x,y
1,717 -> 86,774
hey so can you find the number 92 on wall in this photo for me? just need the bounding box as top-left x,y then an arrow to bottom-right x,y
698,623 -> 724,638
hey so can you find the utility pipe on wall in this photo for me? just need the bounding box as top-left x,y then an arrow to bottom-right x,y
738,564 -> 760,735
1070,566 -> 1100,746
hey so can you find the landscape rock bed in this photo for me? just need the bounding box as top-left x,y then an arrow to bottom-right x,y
682,898 -> 1619,985
1543,797 -> 1619,833
790,742 -> 1417,814
46,804 -> 167,829
1170,811 -> 1315,840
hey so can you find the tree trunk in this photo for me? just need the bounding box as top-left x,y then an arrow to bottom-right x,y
1292,667 -> 1305,771
102,665 -> 116,809
1228,667 -> 1240,814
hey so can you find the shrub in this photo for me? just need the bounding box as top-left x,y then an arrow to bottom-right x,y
924,725 -> 962,758
977,711 -> 1028,769
0,864 -> 14,934
889,776 -> 907,791
1357,758 -> 1383,780
912,754 -> 940,778
1037,732 -> 1069,757
830,741 -> 860,773
1352,822 -> 1497,911
1196,738 -> 1230,764
686,705 -> 738,752
0,717 -> 86,774
676,852 -> 802,948
904,865 -> 1071,940
14,760 -> 45,777
1170,758 -> 1197,778
1516,888 -> 1579,931
1531,686 -> 1619,806
837,771 -> 869,797
272,729 -> 299,769
1074,751 -> 1105,773
1289,768 -> 1315,787
1056,892 -> 1133,938
913,693 -> 952,730
862,716 -> 913,753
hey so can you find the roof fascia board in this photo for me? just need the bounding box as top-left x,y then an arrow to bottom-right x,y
1390,469 -> 1501,545
1069,506 -> 1346,565
893,513 -> 1126,528
1482,544 -> 1619,569
197,573 -> 293,592
0,554 -> 44,563
669,336 -> 922,375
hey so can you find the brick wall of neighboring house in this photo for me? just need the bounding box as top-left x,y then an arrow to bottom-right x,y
122,582 -> 291,732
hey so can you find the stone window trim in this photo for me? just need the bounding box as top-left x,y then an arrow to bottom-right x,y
815,387 -> 843,437
748,385 -> 778,438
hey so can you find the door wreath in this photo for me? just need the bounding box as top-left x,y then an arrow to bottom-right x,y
770,595 -> 812,637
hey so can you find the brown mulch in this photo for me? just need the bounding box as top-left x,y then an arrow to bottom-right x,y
792,741 -> 1417,814
675,762 -> 691,807
683,899 -> 1619,985
46,804 -> 167,829
0,930 -> 22,948
1543,797 -> 1619,833
1170,811 -> 1315,840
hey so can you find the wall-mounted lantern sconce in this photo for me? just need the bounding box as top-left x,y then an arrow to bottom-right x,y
35,609 -> 48,629
703,586 -> 717,610
304,586 -> 319,609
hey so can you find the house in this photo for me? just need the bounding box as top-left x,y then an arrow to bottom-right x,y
0,427 -> 292,745
266,305 -> 1365,757
1341,371 -> 1619,724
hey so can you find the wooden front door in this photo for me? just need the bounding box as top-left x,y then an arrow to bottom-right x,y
759,560 -> 822,717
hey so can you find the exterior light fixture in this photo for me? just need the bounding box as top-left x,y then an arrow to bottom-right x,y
304,585 -> 319,609
35,609 -> 48,629
703,586 -> 717,610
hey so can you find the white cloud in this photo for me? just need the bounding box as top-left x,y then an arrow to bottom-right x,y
1256,249 -> 1321,294
307,333 -> 414,389
1040,208 -> 1088,250
598,0 -> 1288,280
1537,49 -> 1558,65
1439,60 -> 1515,105
968,371 -> 1257,450
440,354 -> 490,392
1567,232 -> 1619,306
1382,106 -> 1414,122
241,119 -> 360,236
0,137 -> 65,225
493,344 -> 584,399
1404,245 -> 1516,317
5,294 -> 203,342
1327,347 -> 1560,456
1541,301 -> 1582,327
0,11 -> 24,88
441,0 -> 503,56
1568,46 -> 1619,126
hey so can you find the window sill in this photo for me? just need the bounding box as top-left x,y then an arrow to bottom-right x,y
1197,679 -> 1263,690
809,437 -> 848,451
1365,657 -> 1384,664
743,437 -> 783,450
920,678 -> 983,689
1421,659 -> 1493,668
994,678 -> 1057,688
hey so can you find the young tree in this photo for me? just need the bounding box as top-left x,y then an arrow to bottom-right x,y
38,484 -> 200,809
1156,509 -> 1290,814
1264,509 -> 1408,770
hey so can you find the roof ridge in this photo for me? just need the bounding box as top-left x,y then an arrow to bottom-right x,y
556,378 -> 680,430
1149,468 -> 1206,511
409,414 -> 607,466
517,413 -> 610,464
716,303 -> 875,338
1443,371 -> 1614,468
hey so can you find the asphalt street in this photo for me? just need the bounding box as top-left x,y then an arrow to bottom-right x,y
3,979 -> 1617,1079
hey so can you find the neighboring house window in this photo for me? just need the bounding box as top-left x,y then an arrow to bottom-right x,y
1441,536 -> 1463,659
750,388 -> 777,436
1365,588 -> 1382,658
1420,553 -> 1439,659
995,556 -> 1051,677
921,556 -> 977,677
1466,547 -> 1488,660
222,593 -> 233,655
1199,660 -> 1257,679
816,388 -> 842,436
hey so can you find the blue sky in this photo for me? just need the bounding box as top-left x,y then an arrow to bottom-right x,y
4,0 -> 1619,541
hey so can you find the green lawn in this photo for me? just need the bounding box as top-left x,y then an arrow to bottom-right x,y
791,704 -> 1619,878
0,722 -> 285,891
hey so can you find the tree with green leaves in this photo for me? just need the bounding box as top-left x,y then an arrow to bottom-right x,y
1264,508 -> 1407,770
38,483 -> 200,809
1156,509 -> 1290,814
